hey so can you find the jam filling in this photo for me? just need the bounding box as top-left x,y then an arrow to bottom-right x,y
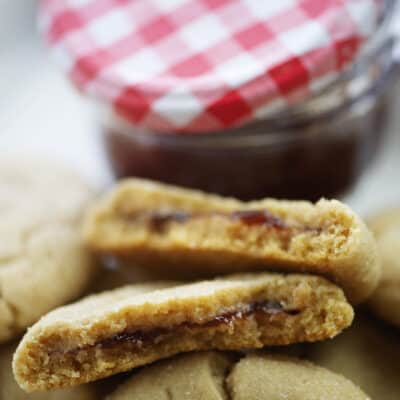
49,301 -> 301,358
148,209 -> 286,230
123,208 -> 319,233
149,211 -> 190,232
95,300 -> 301,351
147,209 -> 288,232
148,210 -> 322,233
230,210 -> 287,228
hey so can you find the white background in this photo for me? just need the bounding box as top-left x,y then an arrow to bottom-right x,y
1,1 -> 399,217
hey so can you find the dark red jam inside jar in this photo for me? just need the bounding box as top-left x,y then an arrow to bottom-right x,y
102,21 -> 398,201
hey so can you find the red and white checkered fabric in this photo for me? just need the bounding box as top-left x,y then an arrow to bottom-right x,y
39,0 -> 383,134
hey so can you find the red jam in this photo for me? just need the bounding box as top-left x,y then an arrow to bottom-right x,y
96,300 -> 299,350
104,87 -> 392,201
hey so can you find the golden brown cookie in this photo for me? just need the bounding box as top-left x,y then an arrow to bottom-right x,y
107,351 -> 233,400
368,208 -> 400,327
0,343 -> 97,400
227,353 -> 369,400
107,352 -> 368,400
0,159 -> 96,343
13,273 -> 353,391
309,313 -> 400,400
83,179 -> 379,304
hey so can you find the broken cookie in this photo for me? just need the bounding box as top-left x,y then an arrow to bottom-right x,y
83,179 -> 379,304
13,273 -> 352,391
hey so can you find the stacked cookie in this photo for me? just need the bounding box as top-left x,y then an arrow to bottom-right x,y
3,169 -> 396,399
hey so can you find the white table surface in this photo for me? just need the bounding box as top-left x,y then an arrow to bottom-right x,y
1,1 -> 399,218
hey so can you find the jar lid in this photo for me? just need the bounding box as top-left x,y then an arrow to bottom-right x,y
39,0 -> 384,134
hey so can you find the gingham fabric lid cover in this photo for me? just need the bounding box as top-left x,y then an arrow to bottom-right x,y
39,0 -> 383,134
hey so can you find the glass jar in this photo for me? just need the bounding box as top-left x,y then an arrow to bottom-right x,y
101,2 -> 398,201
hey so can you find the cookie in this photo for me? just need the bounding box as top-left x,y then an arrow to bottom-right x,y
0,344 -> 97,400
0,158 -> 93,226
367,209 -> 400,327
309,313 -> 400,400
107,351 -> 233,400
227,353 -> 369,400
367,207 -> 400,237
13,273 -> 353,391
0,159 -> 96,343
83,178 -> 379,304
107,352 -> 368,400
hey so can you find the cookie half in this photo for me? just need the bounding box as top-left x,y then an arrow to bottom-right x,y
309,313 -> 400,400
83,179 -> 379,304
13,273 -> 353,391
227,353 -> 369,400
107,352 -> 368,400
367,209 -> 400,327
0,159 -> 96,343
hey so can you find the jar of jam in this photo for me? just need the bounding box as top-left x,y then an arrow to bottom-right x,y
40,0 -> 398,200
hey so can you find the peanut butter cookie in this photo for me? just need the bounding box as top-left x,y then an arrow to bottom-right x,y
84,179 -> 379,304
13,273 -> 352,391
0,159 -> 96,343
227,353 -> 368,400
309,313 -> 400,400
368,208 -> 400,327
107,351 -> 233,400
107,352 -> 368,400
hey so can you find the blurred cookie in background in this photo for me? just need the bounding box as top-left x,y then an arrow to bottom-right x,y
0,158 -> 95,226
368,208 -> 400,327
309,313 -> 400,400
367,208 -> 400,237
107,351 -> 233,400
107,351 -> 369,400
0,158 -> 97,343
227,353 -> 368,400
